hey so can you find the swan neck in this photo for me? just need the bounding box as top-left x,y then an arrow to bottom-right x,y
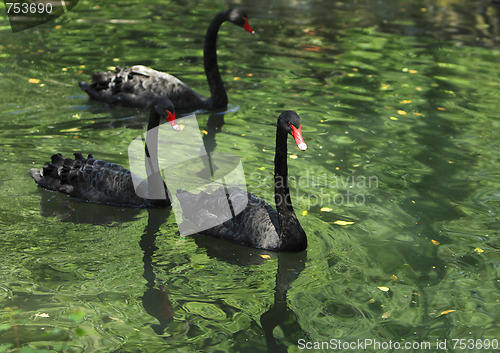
204,12 -> 228,109
273,121 -> 307,251
274,125 -> 293,226
145,110 -> 166,203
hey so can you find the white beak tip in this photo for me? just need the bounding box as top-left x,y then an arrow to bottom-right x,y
298,142 -> 307,151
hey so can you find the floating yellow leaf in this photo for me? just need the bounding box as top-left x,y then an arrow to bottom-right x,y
431,239 -> 440,245
320,207 -> 332,212
333,220 -> 354,226
260,254 -> 271,259
368,298 -> 375,304
61,127 -> 80,132
400,100 -> 412,104
35,313 -> 49,318
55,25 -> 62,29
301,210 -> 307,216
397,110 -> 407,115
409,69 -> 418,74
380,83 -> 391,91
28,78 -> 40,84
474,247 -> 484,253
289,155 -> 298,159
113,58 -> 120,62
352,68 -> 359,72
391,275 -> 398,280
439,309 -> 456,316
233,77 -> 240,81
61,67 -> 68,71
241,133 -> 245,137
201,130 -> 208,135
437,107 -> 446,111
411,200 -> 416,203
378,286 -> 390,292
258,167 -> 266,171
382,310 -> 393,319
390,116 -> 398,120
415,112 -> 423,116
109,316 -> 126,323
247,73 -> 253,77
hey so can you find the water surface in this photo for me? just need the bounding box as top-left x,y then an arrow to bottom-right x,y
0,0 -> 498,352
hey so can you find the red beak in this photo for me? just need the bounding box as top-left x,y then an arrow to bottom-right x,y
167,110 -> 180,131
290,125 -> 307,151
243,17 -> 255,35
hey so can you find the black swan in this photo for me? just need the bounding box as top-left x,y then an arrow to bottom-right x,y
176,111 -> 308,252
29,98 -> 178,207
78,8 -> 255,111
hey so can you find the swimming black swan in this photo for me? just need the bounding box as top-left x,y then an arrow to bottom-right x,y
29,98 -> 178,207
176,111 -> 308,252
78,8 -> 255,111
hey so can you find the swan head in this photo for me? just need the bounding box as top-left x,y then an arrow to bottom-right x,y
226,8 -> 255,35
279,111 -> 307,151
153,97 -> 179,131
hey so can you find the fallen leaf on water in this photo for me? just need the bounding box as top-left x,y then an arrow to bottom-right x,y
201,130 -> 208,135
233,77 -> 240,81
109,316 -> 126,323
289,155 -> 298,159
301,210 -> 307,216
368,298 -> 375,304
333,220 -> 354,226
61,127 -> 80,132
378,286 -> 390,292
431,239 -> 440,245
400,100 -> 412,104
28,78 -> 40,84
260,255 -> 271,259
390,117 -> 398,121
320,207 -> 332,212
391,275 -> 398,280
382,310 -> 393,319
437,107 -> 446,111
439,309 -> 456,316
301,44 -> 321,52
397,110 -> 407,115
409,69 -> 418,74
474,247 -> 484,254
35,313 -> 49,318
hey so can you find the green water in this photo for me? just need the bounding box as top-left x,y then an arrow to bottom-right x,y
0,0 -> 499,352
